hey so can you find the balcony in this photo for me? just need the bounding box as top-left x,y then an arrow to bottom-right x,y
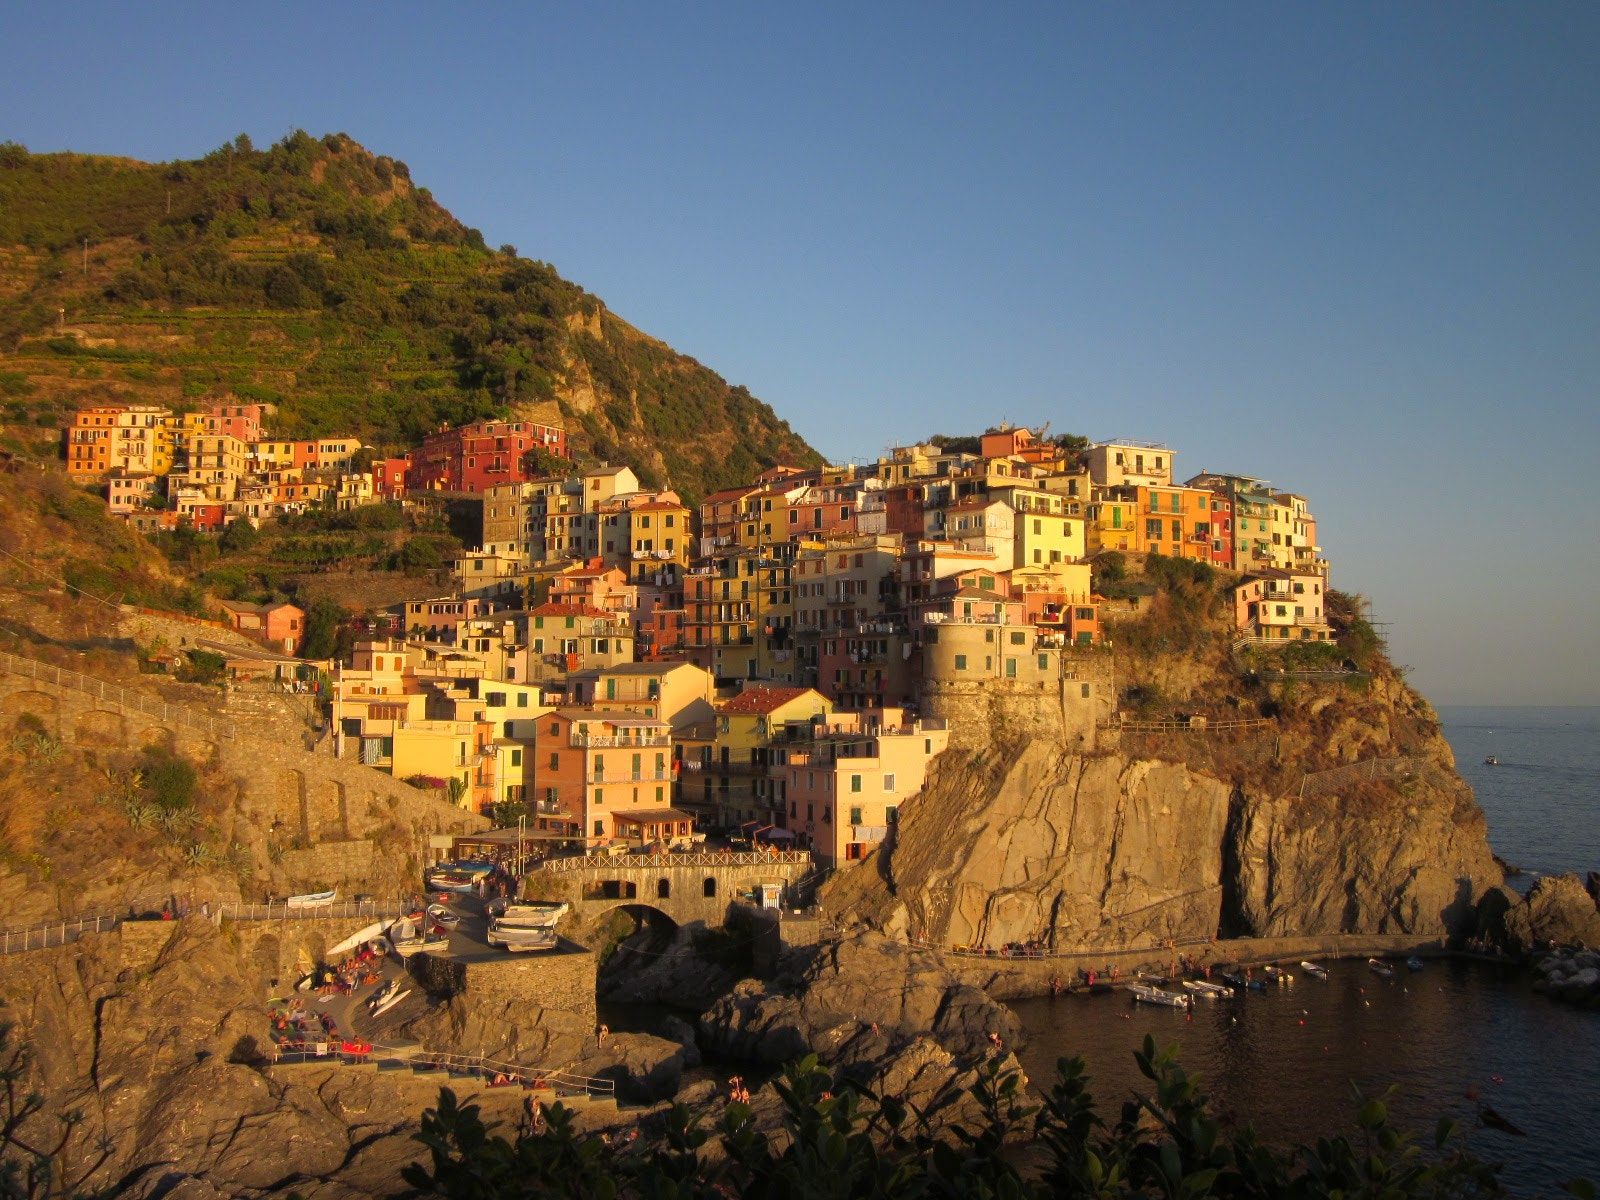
585,769 -> 676,784
571,732 -> 672,748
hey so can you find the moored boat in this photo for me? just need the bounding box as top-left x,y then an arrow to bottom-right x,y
1182,979 -> 1234,999
1300,961 -> 1329,979
1406,956 -> 1425,971
1262,965 -> 1294,985
1130,984 -> 1189,1008
1368,957 -> 1395,978
1218,970 -> 1265,992
286,889 -> 336,908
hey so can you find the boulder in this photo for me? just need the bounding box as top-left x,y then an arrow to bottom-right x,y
563,1031 -> 692,1103
1503,874 -> 1600,950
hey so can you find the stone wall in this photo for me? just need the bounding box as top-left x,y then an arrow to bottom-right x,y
543,856 -> 814,929
0,659 -> 489,898
920,651 -> 1115,753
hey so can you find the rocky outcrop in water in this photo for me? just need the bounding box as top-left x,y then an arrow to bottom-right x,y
699,930 -> 1024,1121
825,679 -> 1501,952
1502,873 -> 1600,951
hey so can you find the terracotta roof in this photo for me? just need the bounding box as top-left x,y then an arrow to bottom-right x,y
529,602 -> 614,618
715,687 -> 819,715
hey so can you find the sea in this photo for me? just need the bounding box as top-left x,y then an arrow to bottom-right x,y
1010,706 -> 1600,1197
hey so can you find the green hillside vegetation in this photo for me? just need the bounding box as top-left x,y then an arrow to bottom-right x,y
0,132 -> 819,502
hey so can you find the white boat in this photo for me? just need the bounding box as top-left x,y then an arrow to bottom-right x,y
1262,965 -> 1294,985
366,979 -> 401,1013
1130,984 -> 1189,1008
286,889 -> 336,908
1300,961 -> 1329,979
371,987 -> 411,1018
1182,979 -> 1233,999
426,903 -> 461,925
487,920 -> 559,952
492,902 -> 570,929
1368,957 -> 1395,978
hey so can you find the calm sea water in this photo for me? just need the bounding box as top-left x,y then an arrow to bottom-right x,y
1011,706 -> 1600,1196
1440,706 -> 1600,885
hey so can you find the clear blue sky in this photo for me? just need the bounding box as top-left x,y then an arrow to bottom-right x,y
3,3 -> 1597,704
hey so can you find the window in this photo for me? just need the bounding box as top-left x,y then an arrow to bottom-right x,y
1009,631 -> 1026,645
594,820 -> 604,836
954,654 -> 967,671
883,773 -> 896,792
1039,654 -> 1049,670
549,753 -> 559,769
1005,658 -> 1017,678
485,692 -> 506,708
594,788 -> 604,805
885,805 -> 898,825
510,749 -> 521,767
849,806 -> 863,825
850,774 -> 862,793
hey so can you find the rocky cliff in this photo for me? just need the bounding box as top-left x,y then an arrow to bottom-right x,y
827,671 -> 1501,952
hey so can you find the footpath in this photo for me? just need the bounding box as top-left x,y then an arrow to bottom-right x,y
917,931 -> 1463,1000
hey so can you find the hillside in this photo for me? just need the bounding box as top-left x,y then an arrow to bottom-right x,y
0,132 -> 820,502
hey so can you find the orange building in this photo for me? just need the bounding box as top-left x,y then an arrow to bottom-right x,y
528,709 -> 684,844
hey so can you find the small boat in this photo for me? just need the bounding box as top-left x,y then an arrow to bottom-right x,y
1130,984 -> 1189,1008
1182,979 -> 1233,999
366,979 -> 401,1013
487,919 -> 559,953
371,987 -> 411,1018
1406,956 -> 1425,971
1300,961 -> 1329,980
1368,957 -> 1395,979
1262,965 -> 1294,985
286,889 -> 336,909
1218,971 -> 1265,992
425,861 -> 494,892
490,902 -> 570,928
1484,756 -> 1498,765
426,903 -> 461,925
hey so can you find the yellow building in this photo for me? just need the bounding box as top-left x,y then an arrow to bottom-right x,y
676,686 -> 834,827
1084,494 -> 1143,554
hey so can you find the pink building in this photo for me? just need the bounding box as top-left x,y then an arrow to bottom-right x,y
779,709 -> 949,866
218,600 -> 306,655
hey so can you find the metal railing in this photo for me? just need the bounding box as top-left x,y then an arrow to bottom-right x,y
0,647 -> 238,739
1299,756 -> 1426,800
538,849 -> 812,872
0,897 -> 415,956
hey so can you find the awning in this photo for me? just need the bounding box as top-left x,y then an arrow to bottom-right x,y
612,807 -> 696,828
756,826 -> 797,841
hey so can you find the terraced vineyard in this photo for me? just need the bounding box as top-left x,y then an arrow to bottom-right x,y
0,133 -> 819,501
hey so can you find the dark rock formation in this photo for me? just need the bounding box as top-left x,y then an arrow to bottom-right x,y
699,930 -> 1024,1121
1503,873 -> 1600,950
564,1031 -> 696,1103
825,683 -> 1500,950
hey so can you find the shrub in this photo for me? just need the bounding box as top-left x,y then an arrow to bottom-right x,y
139,748 -> 197,813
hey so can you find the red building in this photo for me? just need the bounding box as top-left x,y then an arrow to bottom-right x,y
375,457 -> 410,500
407,420 -> 568,494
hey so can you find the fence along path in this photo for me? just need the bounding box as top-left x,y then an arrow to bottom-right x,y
273,1042 -> 616,1099
1298,755 -> 1428,799
0,896 -> 411,956
0,646 -> 237,740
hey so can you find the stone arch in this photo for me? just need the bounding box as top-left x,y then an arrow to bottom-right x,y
133,723 -> 175,754
656,878 -> 671,900
703,876 -> 717,898
0,689 -> 59,733
73,708 -> 124,745
277,769 -> 308,839
609,902 -> 680,936
252,932 -> 282,984
311,776 -> 347,840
